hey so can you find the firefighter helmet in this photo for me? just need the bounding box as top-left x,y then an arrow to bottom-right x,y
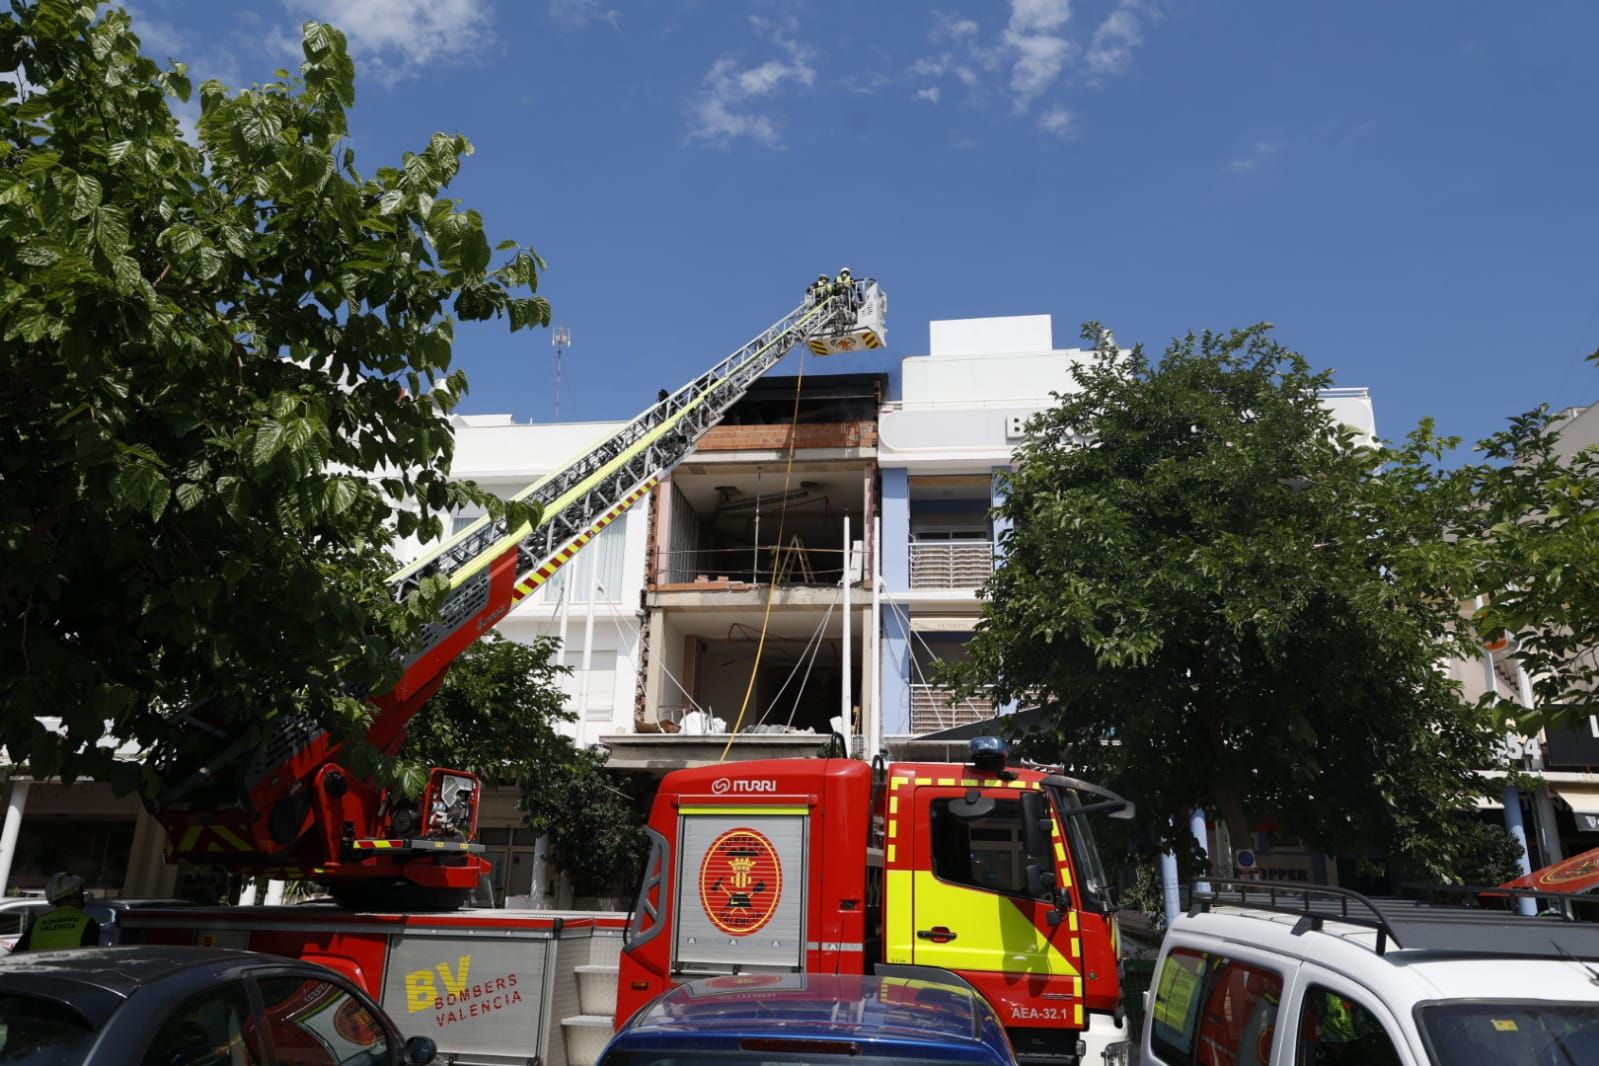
45,871 -> 84,904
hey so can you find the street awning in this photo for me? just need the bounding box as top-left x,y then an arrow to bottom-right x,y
1503,845 -> 1599,895
1552,787 -> 1599,815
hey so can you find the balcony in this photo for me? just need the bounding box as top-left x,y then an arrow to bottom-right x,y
909,683 -> 999,735
910,541 -> 994,590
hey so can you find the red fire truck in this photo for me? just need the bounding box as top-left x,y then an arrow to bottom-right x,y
615,737 -> 1134,1065
148,276 -> 887,911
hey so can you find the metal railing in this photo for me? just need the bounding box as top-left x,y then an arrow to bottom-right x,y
909,683 -> 999,735
910,541 -> 994,589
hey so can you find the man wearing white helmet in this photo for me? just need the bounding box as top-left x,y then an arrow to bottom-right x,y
833,267 -> 855,309
13,871 -> 100,951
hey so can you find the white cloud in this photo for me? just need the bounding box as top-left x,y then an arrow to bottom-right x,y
1227,141 -> 1282,174
1004,24 -> 1073,111
686,17 -> 815,149
549,0 -> 619,31
121,3 -> 193,60
1038,106 -> 1074,136
1009,0 -> 1073,35
280,0 -> 495,86
915,86 -> 941,104
931,10 -> 980,42
1086,7 -> 1142,77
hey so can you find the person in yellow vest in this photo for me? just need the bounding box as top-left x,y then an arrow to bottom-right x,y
13,871 -> 101,951
833,267 -> 854,306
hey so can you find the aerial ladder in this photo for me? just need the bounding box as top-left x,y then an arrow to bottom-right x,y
152,277 -> 887,909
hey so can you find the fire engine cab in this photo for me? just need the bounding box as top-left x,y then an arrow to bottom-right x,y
616,737 -> 1133,1065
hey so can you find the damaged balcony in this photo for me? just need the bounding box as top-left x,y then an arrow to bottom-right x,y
610,374 -> 884,767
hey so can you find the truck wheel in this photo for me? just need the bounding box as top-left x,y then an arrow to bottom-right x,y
327,881 -> 472,912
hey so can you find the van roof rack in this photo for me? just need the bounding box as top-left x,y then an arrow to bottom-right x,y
1190,878 -> 1599,959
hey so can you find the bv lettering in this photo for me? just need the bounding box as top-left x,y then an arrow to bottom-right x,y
405,955 -> 472,1013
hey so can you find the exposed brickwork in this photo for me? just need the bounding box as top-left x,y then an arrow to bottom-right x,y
696,420 -> 877,452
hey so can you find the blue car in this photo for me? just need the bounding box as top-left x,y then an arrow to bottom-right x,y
601,971 -> 1017,1066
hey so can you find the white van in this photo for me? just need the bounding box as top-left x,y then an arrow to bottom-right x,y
1139,881 -> 1599,1065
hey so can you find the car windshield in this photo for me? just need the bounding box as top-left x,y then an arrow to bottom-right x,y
1418,1001 -> 1599,1064
0,994 -> 99,1064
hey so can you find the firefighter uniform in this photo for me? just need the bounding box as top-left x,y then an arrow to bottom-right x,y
16,905 -> 98,951
13,871 -> 101,952
834,269 -> 855,307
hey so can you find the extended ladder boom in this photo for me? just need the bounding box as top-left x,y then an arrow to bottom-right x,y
154,278 -> 886,906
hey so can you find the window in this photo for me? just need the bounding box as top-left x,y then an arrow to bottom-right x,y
928,797 -> 1032,897
1151,950 -> 1208,1062
1196,960 -> 1281,1066
257,976 -> 390,1065
0,994 -> 97,1063
1418,1001 -> 1599,1065
1295,986 -> 1400,1066
1150,950 -> 1282,1066
542,519 -> 626,603
140,982 -> 263,1066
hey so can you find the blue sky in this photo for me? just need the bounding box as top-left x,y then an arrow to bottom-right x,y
128,0 -> 1599,455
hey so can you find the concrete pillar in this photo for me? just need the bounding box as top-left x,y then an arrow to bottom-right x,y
1159,845 -> 1180,928
263,880 -> 286,906
123,806 -> 171,897
1502,785 -> 1537,917
841,516 -> 853,745
880,468 -> 909,589
0,780 -> 30,895
1533,788 -> 1564,866
880,468 -> 911,735
1190,809 -> 1211,895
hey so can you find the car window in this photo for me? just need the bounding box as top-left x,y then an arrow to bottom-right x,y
1150,949 -> 1283,1066
1295,986 -> 1401,1066
1151,949 -> 1208,1060
256,975 -> 391,1066
0,911 -> 23,936
1196,959 -> 1281,1066
139,981 -> 264,1066
0,994 -> 98,1064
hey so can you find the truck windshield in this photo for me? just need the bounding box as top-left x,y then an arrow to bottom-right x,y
1418,1002 -> 1599,1064
1049,786 -> 1113,912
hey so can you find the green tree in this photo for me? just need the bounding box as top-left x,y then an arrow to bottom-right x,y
953,324 -> 1500,879
0,3 -> 546,794
403,633 -> 646,898
401,634 -> 574,785
1452,367 -> 1599,735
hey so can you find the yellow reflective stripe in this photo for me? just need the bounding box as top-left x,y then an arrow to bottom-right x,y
908,871 -> 1081,977
511,478 -> 656,602
885,869 -> 915,962
678,806 -> 810,816
212,826 -> 252,851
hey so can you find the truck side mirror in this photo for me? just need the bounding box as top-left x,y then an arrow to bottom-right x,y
1025,862 -> 1057,900
1019,791 -> 1051,859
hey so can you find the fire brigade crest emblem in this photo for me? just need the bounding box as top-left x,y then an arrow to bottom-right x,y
698,827 -> 783,936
